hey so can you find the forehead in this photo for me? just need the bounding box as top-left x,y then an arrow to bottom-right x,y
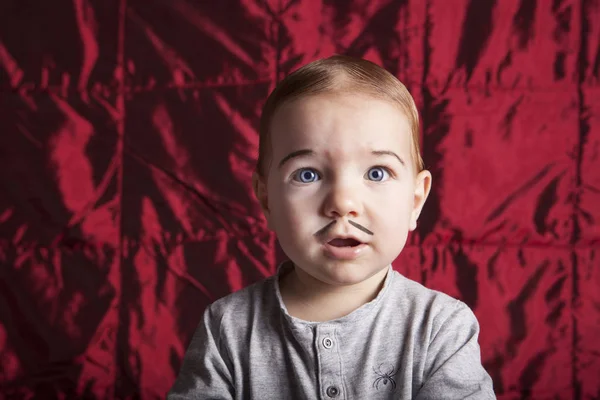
269,93 -> 412,159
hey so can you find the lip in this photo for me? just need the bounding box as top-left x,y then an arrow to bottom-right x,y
322,242 -> 368,260
323,233 -> 365,244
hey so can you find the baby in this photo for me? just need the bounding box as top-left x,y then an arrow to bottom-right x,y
167,55 -> 495,399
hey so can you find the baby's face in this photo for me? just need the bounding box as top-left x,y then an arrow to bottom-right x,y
256,93 -> 430,287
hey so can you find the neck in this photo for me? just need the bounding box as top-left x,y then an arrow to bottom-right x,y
279,264 -> 389,322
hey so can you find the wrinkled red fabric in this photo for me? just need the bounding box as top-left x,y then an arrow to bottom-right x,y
0,1 -> 598,399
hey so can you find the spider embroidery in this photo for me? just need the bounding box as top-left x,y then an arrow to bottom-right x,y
372,363 -> 397,392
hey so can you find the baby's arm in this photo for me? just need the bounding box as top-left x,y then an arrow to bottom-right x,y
167,304 -> 234,399
415,301 -> 496,400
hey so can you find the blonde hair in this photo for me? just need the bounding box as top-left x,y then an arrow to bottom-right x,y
257,55 -> 424,176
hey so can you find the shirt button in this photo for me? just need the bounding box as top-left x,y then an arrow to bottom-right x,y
326,385 -> 340,397
322,337 -> 334,349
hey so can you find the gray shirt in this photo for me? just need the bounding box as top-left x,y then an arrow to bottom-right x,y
168,262 -> 495,399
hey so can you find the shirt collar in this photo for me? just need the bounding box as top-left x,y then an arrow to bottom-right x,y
272,260 -> 394,327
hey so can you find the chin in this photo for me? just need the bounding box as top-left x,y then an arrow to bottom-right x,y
314,260 -> 387,286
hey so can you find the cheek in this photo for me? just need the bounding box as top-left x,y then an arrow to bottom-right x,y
370,190 -> 414,226
269,189 -> 316,230
370,194 -> 413,252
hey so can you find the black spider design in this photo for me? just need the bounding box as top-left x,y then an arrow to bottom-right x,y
372,363 -> 397,392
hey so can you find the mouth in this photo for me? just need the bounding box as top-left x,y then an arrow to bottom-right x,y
323,237 -> 367,260
328,238 -> 363,247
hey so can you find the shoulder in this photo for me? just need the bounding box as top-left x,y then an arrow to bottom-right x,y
385,270 -> 477,331
204,275 -> 277,327
388,270 -> 459,308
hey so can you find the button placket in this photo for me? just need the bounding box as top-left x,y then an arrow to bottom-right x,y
316,326 -> 343,399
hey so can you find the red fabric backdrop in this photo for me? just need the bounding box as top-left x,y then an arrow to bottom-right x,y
1,0 -> 599,399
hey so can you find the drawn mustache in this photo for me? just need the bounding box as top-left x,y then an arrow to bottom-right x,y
314,219 -> 374,237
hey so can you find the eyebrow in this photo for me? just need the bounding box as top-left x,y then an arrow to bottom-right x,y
278,149 -> 406,169
278,149 -> 315,169
372,150 -> 405,166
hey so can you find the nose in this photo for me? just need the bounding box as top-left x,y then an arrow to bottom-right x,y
322,181 -> 362,218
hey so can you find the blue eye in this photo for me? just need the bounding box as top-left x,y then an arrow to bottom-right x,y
367,167 -> 389,181
293,168 -> 320,183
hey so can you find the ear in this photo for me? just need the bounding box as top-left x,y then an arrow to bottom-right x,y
409,170 -> 432,231
252,172 -> 271,226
